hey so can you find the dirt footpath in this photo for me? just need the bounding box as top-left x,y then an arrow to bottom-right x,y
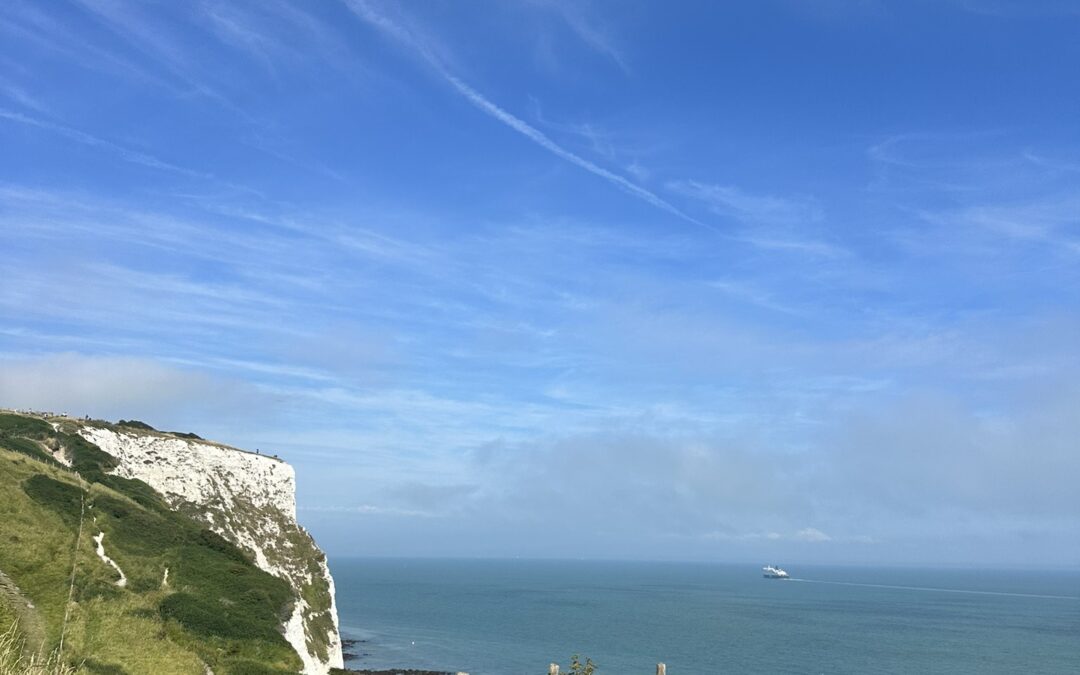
0,568 -> 46,656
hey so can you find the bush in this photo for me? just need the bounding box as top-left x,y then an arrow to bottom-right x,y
22,475 -> 84,525
569,655 -> 597,675
159,593 -> 283,643
194,528 -> 250,565
0,436 -> 55,465
97,476 -> 168,512
115,420 -> 155,431
0,414 -> 53,438
169,431 -> 202,440
94,495 -> 181,557
62,433 -> 118,481
0,414 -> 59,465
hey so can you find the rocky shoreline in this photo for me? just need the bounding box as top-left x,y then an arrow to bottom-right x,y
331,671 -> 457,675
340,637 -> 369,663
332,638 -> 458,675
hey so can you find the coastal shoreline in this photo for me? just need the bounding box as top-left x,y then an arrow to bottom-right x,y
334,665 -> 457,669
336,637 -> 457,675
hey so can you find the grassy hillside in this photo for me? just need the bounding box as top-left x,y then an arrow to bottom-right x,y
0,413 -> 304,675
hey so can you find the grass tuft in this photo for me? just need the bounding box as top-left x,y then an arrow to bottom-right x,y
0,622 -> 76,675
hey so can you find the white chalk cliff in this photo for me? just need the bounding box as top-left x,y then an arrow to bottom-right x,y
77,425 -> 344,675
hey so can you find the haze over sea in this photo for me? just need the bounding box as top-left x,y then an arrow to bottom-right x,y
333,559 -> 1080,675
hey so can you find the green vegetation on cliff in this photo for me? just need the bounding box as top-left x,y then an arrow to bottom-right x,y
0,412 -> 304,674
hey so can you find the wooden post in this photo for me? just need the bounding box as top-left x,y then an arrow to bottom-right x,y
549,665 -> 560,675
656,664 -> 666,675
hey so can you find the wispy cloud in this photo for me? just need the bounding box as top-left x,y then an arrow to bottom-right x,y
196,0 -> 360,82
71,0 -> 215,95
69,0 -> 260,120
0,76 -> 49,113
951,0 -> 1080,17
0,2 -> 168,88
735,235 -> 846,258
869,134 -> 1080,258
708,279 -> 806,315
668,179 -> 823,226
531,0 -> 629,72
699,527 -> 845,543
201,3 -> 280,74
938,197 -> 1080,255
668,179 -> 842,256
342,0 -> 708,230
0,108 -> 212,178
794,527 -> 832,542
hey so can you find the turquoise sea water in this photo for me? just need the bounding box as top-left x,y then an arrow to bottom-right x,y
331,559 -> 1080,674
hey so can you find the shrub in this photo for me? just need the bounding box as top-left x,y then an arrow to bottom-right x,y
115,420 -> 155,431
159,593 -> 283,643
97,475 -> 169,512
0,436 -> 55,465
169,431 -> 203,440
194,528 -> 250,565
0,414 -> 58,465
0,414 -> 53,438
22,475 -> 84,525
62,433 -> 118,481
569,655 -> 598,675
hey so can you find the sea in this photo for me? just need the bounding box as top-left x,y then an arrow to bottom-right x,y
331,559 -> 1080,675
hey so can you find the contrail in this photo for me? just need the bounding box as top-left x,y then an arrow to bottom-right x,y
0,108 -> 209,179
343,0 -> 713,231
443,74 -> 707,227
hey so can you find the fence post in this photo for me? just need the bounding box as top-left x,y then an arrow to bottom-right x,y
549,665 -> 560,675
657,664 -> 666,675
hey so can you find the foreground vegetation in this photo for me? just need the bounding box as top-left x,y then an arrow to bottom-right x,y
0,412 -> 302,674
0,623 -> 75,675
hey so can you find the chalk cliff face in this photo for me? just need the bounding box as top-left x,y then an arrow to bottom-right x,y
76,425 -> 343,675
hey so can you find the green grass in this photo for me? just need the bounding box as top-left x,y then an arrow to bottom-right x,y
0,412 -> 304,674
23,475 -> 84,526
0,436 -> 55,465
0,622 -> 76,675
0,414 -> 60,466
0,609 -> 15,638
0,414 -> 53,438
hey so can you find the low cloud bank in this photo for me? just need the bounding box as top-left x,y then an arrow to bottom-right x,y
0,353 -> 275,431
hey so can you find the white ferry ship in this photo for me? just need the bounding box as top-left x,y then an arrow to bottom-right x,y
762,565 -> 790,579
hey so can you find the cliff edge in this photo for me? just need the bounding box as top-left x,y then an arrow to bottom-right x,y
77,424 -> 344,674
0,410 -> 343,675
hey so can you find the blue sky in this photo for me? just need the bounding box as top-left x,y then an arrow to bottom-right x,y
2,0 -> 1079,566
